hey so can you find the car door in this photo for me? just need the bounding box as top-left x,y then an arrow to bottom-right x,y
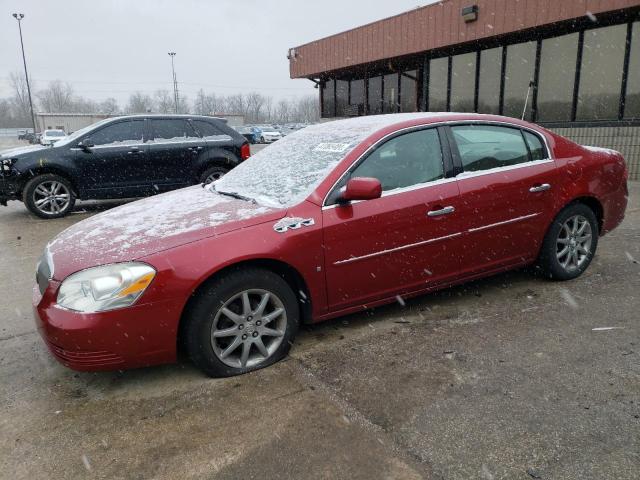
78,119 -> 150,198
148,118 -> 207,189
447,123 -> 558,274
322,127 -> 464,311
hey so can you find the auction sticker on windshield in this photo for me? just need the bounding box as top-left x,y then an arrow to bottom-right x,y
313,143 -> 350,153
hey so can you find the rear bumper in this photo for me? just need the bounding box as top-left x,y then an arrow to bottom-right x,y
33,281 -> 183,371
601,181 -> 628,234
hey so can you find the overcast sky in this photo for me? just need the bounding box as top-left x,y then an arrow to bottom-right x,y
0,0 -> 435,106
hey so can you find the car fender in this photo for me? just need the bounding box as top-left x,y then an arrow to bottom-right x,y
13,151 -> 83,196
193,147 -> 239,176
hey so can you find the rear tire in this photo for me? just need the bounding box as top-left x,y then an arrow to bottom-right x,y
23,173 -> 76,219
537,203 -> 599,280
199,165 -> 229,184
184,268 -> 299,377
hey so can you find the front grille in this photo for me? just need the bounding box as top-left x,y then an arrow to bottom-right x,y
47,342 -> 125,367
36,254 -> 52,295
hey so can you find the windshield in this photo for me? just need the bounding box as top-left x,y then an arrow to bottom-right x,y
213,116 -> 409,208
53,118 -> 114,147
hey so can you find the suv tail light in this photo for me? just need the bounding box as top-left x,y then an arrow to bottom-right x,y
240,143 -> 251,161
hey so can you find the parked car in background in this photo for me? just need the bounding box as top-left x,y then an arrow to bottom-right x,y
236,126 -> 261,144
0,114 -> 250,218
258,126 -> 283,143
21,132 -> 38,144
18,130 -> 32,140
40,129 -> 67,146
32,113 -> 628,377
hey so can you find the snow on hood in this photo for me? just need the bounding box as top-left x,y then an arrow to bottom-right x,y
0,144 -> 47,158
47,185 -> 280,279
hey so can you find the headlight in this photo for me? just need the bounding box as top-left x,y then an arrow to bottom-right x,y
57,262 -> 156,313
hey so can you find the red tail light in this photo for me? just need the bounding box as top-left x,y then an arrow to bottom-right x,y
240,143 -> 251,161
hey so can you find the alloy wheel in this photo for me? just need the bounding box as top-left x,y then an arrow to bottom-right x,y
205,171 -> 225,183
210,289 -> 287,369
556,214 -> 593,271
32,180 -> 71,215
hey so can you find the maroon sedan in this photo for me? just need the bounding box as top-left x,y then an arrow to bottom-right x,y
34,113 -> 628,377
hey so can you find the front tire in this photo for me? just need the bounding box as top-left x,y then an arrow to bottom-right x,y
23,174 -> 76,219
538,203 -> 599,280
199,165 -> 229,184
184,268 -> 299,377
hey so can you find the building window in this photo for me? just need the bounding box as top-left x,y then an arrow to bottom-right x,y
625,22 -> 640,119
336,80 -> 349,116
350,79 -> 365,114
450,52 -> 476,112
537,33 -> 579,122
477,47 -> 502,115
400,70 -> 417,112
428,57 -> 448,111
577,24 -> 627,120
368,76 -> 383,114
503,41 -> 536,120
383,73 -> 398,113
322,79 -> 335,117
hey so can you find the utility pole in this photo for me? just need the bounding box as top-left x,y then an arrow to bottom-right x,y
12,13 -> 37,134
168,52 -> 179,113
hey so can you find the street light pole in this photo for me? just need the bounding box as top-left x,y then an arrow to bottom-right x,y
12,13 -> 37,134
168,52 -> 178,114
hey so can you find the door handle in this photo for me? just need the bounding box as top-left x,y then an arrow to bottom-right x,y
188,146 -> 204,152
529,183 -> 551,193
427,206 -> 455,217
127,147 -> 143,155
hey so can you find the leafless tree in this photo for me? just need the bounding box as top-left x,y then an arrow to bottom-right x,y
99,98 -> 120,115
126,91 -> 154,113
246,92 -> 266,122
37,80 -> 74,112
154,89 -> 174,113
9,72 -> 33,125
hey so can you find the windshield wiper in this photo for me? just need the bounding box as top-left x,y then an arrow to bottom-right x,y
211,184 -> 256,203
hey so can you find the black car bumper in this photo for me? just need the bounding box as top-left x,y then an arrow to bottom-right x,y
0,163 -> 20,205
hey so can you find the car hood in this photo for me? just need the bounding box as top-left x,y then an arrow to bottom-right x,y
46,185 -> 283,280
0,144 -> 48,159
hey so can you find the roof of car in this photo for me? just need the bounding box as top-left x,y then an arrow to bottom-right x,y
306,112 -> 540,141
107,114 -> 227,122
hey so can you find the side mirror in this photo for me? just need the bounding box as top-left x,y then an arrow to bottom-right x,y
78,139 -> 94,151
339,177 -> 382,203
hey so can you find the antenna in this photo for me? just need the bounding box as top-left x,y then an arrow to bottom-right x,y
522,80 -> 535,120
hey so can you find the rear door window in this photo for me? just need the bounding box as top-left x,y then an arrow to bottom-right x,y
89,120 -> 144,146
192,120 -> 223,137
523,130 -> 547,160
150,119 -> 199,142
451,125 -> 531,172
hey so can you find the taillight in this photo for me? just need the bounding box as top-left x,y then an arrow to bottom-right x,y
240,143 -> 251,161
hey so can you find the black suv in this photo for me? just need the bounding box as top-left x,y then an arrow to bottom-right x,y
0,115 -> 250,218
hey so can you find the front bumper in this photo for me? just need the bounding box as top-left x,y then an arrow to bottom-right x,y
0,162 -> 20,205
33,280 -> 183,371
